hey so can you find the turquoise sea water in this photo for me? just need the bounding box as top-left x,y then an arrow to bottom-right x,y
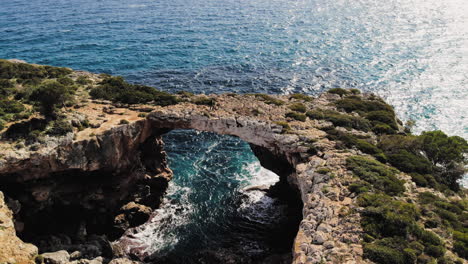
1,0 -> 467,259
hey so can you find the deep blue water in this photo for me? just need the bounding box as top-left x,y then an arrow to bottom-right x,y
1,0 -> 467,258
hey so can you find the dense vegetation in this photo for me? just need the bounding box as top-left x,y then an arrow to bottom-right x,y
0,60 -> 76,133
89,76 -> 178,106
346,156 -> 466,263
306,109 -> 372,131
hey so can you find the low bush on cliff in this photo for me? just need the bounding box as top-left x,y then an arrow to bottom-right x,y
326,130 -> 386,161
0,59 -> 72,80
347,156 -> 404,195
288,102 -> 307,113
356,191 -> 450,262
46,119 -> 73,136
306,109 -> 372,131
417,192 -> 468,259
192,96 -> 216,106
327,88 -> 349,96
363,237 -> 417,264
334,96 -> 398,134
335,96 -> 394,114
251,94 -> 285,106
29,80 -> 76,118
348,153 -> 468,262
0,98 -> 29,126
90,76 -> 178,106
285,112 -> 306,122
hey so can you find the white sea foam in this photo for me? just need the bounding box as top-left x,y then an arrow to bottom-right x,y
237,162 -> 285,225
120,182 -> 194,256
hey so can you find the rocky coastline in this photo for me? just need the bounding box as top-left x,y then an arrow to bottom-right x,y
0,60 -> 466,264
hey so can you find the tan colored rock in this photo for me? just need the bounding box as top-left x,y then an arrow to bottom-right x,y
0,192 -> 38,264
42,250 -> 70,264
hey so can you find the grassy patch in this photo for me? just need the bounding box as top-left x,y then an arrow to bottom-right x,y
252,94 -> 285,106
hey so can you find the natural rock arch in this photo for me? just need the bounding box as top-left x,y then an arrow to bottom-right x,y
0,99 -> 361,263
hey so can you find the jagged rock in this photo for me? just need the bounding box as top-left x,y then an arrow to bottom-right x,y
42,250 -> 70,264
108,258 -> 141,264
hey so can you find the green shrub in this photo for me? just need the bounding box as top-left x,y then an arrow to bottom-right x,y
0,59 -> 71,80
176,91 -> 194,97
453,240 -> 467,259
410,173 -> 429,187
387,149 -> 433,174
252,94 -> 285,105
193,97 -> 216,106
347,156 -> 405,195
358,194 -> 419,237
417,255 -> 435,264
417,131 -> 467,190
288,102 -> 307,113
47,119 -> 73,136
425,245 -> 445,258
289,93 -> 313,102
414,227 -> 443,247
57,77 -> 74,86
348,181 -> 371,194
29,80 -> 75,117
366,111 -> 398,130
0,78 -> 14,88
363,241 -> 406,264
76,76 -> 90,85
355,139 -> 382,155
0,119 -> 5,130
350,88 -> 361,94
381,132 -> 467,191
335,97 -> 394,114
0,99 -> 25,115
306,109 -> 372,131
372,123 -> 396,134
285,112 -> 306,121
327,88 -> 349,96
119,119 -> 129,125
409,241 -> 425,255
90,76 -> 178,106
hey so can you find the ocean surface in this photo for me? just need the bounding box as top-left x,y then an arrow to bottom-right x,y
1,0 -> 467,259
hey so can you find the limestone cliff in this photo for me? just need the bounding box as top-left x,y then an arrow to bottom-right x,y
0,60 -> 466,264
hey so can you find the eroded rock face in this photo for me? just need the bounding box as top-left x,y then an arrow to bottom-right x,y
0,191 -> 38,264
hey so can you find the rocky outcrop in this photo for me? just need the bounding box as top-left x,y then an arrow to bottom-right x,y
0,191 -> 38,264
